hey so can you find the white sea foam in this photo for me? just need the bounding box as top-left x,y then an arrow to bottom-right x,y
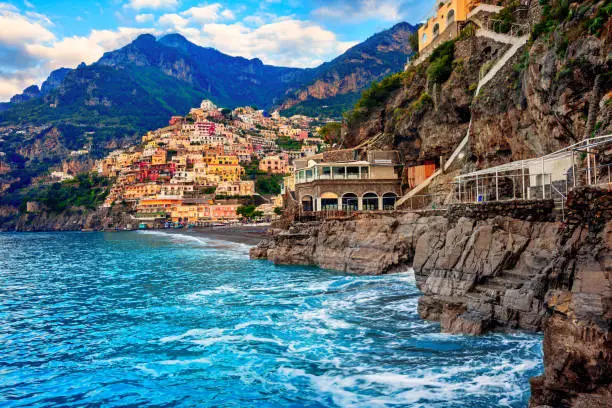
159,328 -> 224,343
158,357 -> 211,366
135,230 -> 251,253
299,309 -> 352,329
193,334 -> 284,348
183,285 -> 239,302
234,318 -> 274,330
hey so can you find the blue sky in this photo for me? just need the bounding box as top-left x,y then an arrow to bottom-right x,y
0,0 -> 432,101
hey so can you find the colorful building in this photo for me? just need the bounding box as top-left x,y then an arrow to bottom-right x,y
418,0 -> 480,55
259,155 -> 288,174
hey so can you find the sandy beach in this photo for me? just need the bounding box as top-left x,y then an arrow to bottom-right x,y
162,224 -> 270,246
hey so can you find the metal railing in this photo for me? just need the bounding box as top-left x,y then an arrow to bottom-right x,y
481,18 -> 531,37
402,193 -> 450,211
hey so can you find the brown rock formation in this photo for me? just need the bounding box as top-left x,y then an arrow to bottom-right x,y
251,188 -> 611,405
9,205 -> 135,232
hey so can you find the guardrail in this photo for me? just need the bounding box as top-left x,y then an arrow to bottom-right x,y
481,18 -> 531,37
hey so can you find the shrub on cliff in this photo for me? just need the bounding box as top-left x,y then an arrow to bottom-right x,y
427,41 -> 455,84
318,122 -> 342,145
22,173 -> 110,212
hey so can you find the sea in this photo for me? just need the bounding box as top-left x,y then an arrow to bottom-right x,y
0,231 -> 543,407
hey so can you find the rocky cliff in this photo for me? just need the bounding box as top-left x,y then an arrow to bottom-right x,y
251,187 -> 611,405
341,1 -> 612,171
278,22 -> 417,117
7,205 -> 134,232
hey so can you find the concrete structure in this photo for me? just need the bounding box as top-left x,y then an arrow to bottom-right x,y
294,150 -> 402,212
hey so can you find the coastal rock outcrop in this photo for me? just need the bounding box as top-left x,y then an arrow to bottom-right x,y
8,205 -> 134,232
251,188 -> 612,405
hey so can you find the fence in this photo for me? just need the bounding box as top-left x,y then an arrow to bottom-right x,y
452,135 -> 612,214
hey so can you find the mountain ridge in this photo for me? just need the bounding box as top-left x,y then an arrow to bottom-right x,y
0,23 -> 416,123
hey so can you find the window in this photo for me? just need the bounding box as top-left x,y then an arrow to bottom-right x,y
332,167 -> 345,179
447,9 -> 455,25
433,23 -> 440,37
422,33 -> 427,44
363,193 -> 379,211
346,167 -> 360,179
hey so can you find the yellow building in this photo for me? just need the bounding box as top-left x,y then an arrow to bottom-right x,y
418,0 -> 480,54
136,197 -> 183,215
152,148 -> 167,165
123,183 -> 162,201
204,155 -> 240,166
207,164 -> 244,182
206,155 -> 244,182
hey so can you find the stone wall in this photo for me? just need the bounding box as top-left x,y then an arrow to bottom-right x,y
447,199 -> 555,222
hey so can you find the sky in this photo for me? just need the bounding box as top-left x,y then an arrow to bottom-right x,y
0,0 -> 433,101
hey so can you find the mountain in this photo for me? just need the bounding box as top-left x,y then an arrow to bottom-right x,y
0,23 -> 416,131
278,22 -> 418,117
0,24 -> 415,203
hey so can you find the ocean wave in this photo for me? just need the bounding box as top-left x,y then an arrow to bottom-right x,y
135,230 -> 251,253
183,285 -> 239,302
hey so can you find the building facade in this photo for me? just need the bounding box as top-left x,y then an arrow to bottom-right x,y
294,150 -> 402,213
418,0 -> 480,55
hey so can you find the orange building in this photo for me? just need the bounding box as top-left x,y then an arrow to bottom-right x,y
136,197 -> 183,215
418,0 -> 481,54
151,148 -> 167,165
259,155 -> 288,174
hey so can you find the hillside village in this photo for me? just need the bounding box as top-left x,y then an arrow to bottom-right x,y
88,100 -> 328,226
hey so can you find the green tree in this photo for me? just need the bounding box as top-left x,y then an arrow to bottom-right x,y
236,205 -> 263,219
318,122 -> 342,145
255,176 -> 281,195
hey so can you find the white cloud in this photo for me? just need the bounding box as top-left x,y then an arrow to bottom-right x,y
0,69 -> 40,99
126,0 -> 178,11
26,27 -> 154,69
159,13 -> 188,27
163,19 -> 356,68
313,0 -> 403,22
0,6 -> 55,45
0,3 -> 153,101
135,13 -> 154,23
179,3 -> 235,24
220,9 -> 234,20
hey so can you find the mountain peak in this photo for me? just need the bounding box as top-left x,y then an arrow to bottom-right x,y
159,33 -> 189,44
133,33 -> 157,46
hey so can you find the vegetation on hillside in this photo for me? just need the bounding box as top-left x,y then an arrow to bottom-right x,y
427,41 -> 455,85
277,136 -> 302,151
21,173 -> 111,213
236,205 -> 263,219
242,159 -> 283,195
318,122 -> 343,145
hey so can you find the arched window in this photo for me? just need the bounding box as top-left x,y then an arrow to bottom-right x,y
342,193 -> 358,212
321,192 -> 339,211
447,9 -> 455,25
422,33 -> 427,44
362,193 -> 379,211
382,193 -> 398,210
302,195 -> 313,212
433,23 -> 440,38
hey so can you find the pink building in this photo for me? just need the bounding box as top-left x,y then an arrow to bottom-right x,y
194,121 -> 216,138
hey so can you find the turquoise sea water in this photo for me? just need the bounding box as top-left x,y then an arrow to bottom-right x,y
0,231 -> 543,407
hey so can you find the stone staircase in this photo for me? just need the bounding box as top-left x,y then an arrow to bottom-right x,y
475,31 -> 529,94
467,3 -> 504,20
396,28 -> 529,209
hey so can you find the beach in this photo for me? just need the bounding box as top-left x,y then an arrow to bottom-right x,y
162,224 -> 269,246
